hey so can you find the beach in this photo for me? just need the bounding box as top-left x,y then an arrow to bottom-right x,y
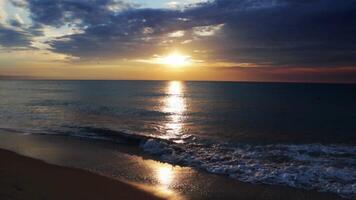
0,131 -> 347,200
0,149 -> 165,200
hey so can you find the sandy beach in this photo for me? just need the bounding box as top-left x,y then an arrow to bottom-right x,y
0,132 -> 347,200
0,149 -> 165,200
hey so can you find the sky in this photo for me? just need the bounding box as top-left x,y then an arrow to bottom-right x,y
0,0 -> 356,82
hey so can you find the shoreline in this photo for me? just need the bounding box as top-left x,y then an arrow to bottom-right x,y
0,148 -> 166,200
0,132 -> 347,200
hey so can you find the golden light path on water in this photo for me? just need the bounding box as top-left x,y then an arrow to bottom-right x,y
162,81 -> 186,142
145,81 -> 187,198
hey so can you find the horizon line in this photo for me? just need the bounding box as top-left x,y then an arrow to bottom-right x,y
0,77 -> 355,85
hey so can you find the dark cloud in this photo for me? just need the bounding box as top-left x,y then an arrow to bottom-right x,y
187,0 -> 356,67
0,25 -> 32,47
27,0 -> 138,27
15,0 -> 356,67
48,8 -> 194,60
8,19 -> 23,27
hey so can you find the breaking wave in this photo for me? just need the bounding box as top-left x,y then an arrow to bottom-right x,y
3,126 -> 355,199
141,138 -> 355,199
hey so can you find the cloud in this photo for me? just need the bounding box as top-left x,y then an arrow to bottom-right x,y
0,25 -> 32,47
45,7 -> 188,60
185,0 -> 356,67
26,0 -> 138,27
168,30 -> 185,37
5,0 -> 356,68
193,24 -> 224,36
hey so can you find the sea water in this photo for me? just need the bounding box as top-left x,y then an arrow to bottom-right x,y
0,80 -> 355,198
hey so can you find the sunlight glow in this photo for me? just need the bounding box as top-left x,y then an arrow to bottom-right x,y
158,52 -> 191,67
146,162 -> 180,199
156,165 -> 174,187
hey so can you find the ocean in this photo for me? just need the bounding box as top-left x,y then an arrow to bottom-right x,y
0,80 -> 355,198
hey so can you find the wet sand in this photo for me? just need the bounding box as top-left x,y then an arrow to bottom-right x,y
0,149 -> 165,200
0,131 -> 346,200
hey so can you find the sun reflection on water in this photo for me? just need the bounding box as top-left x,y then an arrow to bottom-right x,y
156,165 -> 174,187
162,81 -> 186,140
145,162 -> 186,200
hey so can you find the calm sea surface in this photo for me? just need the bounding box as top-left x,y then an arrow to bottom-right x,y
0,80 -> 355,198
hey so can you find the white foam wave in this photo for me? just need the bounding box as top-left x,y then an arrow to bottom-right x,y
8,125 -> 355,198
141,139 -> 356,199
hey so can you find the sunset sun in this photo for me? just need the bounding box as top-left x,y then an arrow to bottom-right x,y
159,52 -> 191,67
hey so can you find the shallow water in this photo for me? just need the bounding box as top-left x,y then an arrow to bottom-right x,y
0,132 -> 346,200
0,80 -> 355,198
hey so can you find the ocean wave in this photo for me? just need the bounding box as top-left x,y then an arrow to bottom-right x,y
140,139 -> 356,199
4,126 -> 355,199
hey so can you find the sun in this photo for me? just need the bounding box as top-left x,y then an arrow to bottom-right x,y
163,54 -> 189,66
158,52 -> 191,67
